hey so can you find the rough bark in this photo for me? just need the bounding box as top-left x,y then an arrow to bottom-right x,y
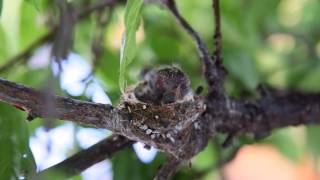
1,76 -> 320,159
0,78 -> 124,131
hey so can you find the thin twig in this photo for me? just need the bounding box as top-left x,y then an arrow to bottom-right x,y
37,135 -> 133,178
164,0 -> 226,96
165,0 -> 214,71
52,0 -> 76,64
212,0 -> 222,64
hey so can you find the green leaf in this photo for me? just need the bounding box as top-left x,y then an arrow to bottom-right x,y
306,125 -> 320,157
97,49 -> 120,91
25,0 -> 52,11
192,142 -> 217,171
297,66 -> 320,92
0,103 -> 36,179
0,0 -> 2,17
224,53 -> 259,90
25,0 -> 39,10
20,0 -> 48,50
143,6 -> 181,61
112,149 -> 144,180
112,148 -> 163,180
0,26 -> 7,60
119,0 -> 143,92
74,19 -> 95,59
263,129 -> 302,162
149,35 -> 180,60
96,49 -> 121,103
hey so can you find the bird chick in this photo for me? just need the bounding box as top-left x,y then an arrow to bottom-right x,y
134,66 -> 191,105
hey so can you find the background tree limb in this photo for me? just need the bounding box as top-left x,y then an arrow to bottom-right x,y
37,135 -> 133,179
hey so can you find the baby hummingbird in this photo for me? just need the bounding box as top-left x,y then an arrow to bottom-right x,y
134,66 -> 191,105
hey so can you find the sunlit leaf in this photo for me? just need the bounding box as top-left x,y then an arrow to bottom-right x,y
119,0 -> 143,92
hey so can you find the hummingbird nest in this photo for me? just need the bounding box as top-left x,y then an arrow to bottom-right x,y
118,87 -> 206,158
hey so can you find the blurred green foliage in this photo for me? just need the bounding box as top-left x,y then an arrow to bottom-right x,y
0,0 -> 320,179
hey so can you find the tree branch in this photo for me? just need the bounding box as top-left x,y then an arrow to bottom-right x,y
37,135 -> 133,178
212,0 -> 222,64
2,65 -> 320,178
0,77 -> 207,161
164,0 -> 226,96
209,92 -> 320,136
0,78 -> 129,132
